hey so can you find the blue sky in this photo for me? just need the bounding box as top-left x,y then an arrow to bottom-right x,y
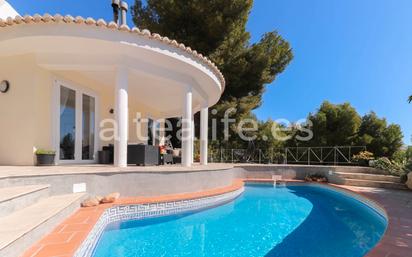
7,0 -> 412,144
247,0 -> 412,144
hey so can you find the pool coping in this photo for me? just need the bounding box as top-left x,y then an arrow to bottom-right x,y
22,179 -> 408,257
75,187 -> 245,257
21,179 -> 244,257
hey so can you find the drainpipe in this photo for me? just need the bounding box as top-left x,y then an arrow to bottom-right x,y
120,1 -> 128,26
112,0 -> 120,24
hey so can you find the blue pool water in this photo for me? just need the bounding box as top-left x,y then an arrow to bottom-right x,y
92,185 -> 387,257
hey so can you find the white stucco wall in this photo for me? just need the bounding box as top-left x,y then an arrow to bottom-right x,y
0,55 -> 37,165
0,1 -> 19,19
0,55 -> 161,165
0,16 -> 223,165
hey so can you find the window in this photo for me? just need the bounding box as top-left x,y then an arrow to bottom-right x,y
82,94 -> 95,160
56,81 -> 98,163
59,86 -> 76,160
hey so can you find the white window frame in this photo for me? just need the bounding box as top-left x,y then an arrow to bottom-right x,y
52,78 -> 100,164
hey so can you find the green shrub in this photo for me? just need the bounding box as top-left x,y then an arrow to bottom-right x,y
405,161 -> 412,171
392,150 -> 407,165
371,157 -> 405,176
35,149 -> 56,155
352,151 -> 374,162
305,173 -> 328,183
352,151 -> 374,166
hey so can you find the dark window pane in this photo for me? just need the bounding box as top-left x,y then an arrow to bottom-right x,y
148,119 -> 153,145
82,94 -> 95,160
60,86 -> 76,160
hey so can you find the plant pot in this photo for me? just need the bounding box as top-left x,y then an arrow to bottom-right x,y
98,150 -> 111,164
36,154 -> 55,166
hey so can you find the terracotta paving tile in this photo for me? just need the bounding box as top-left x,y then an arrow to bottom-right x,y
67,232 -> 89,247
373,242 -> 411,256
40,232 -> 75,244
21,180 -> 244,257
21,244 -> 42,257
50,224 -> 67,234
33,242 -> 77,257
367,248 -> 391,257
64,215 -> 90,224
61,223 -> 94,233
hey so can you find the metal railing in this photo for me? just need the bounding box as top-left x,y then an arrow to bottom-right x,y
209,146 -> 367,166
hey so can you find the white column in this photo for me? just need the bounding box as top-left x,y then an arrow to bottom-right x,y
152,119 -> 157,145
200,103 -> 208,165
191,116 -> 195,164
181,86 -> 192,167
114,66 -> 128,167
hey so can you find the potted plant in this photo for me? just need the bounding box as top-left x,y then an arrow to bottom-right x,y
35,149 -> 56,166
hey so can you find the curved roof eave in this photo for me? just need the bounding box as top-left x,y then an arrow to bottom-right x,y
0,13 -> 226,94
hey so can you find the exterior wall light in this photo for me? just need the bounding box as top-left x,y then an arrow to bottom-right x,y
0,80 -> 9,93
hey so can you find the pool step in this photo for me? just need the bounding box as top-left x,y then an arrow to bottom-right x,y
0,193 -> 85,257
334,172 -> 401,183
338,178 -> 407,190
0,185 -> 50,218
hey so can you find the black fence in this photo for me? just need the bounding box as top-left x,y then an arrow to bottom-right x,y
209,146 -> 367,166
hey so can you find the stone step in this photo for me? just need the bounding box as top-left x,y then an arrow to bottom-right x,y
333,166 -> 389,175
0,193 -> 86,257
334,172 -> 401,183
340,178 -> 407,190
0,185 -> 50,218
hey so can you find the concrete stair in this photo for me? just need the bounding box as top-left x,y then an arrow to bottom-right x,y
243,167 -> 408,190
0,184 -> 85,257
334,172 -> 401,183
338,178 -> 407,190
332,166 -> 389,175
331,172 -> 407,190
0,185 -> 50,218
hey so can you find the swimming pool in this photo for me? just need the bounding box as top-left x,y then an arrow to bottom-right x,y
91,184 -> 387,257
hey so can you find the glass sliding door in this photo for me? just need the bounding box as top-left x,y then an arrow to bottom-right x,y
60,86 -> 76,160
57,82 -> 97,163
148,118 -> 154,145
82,94 -> 95,160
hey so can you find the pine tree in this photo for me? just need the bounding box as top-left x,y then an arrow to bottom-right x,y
131,0 -> 293,144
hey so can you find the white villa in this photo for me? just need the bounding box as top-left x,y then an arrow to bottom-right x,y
0,0 -> 224,167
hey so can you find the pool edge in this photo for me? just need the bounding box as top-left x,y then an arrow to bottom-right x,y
75,187 -> 244,257
21,179 -> 245,257
22,179 -> 395,257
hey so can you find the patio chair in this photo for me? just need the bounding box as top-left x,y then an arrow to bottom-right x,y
127,144 -> 160,166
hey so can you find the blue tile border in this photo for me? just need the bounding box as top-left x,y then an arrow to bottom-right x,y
74,187 -> 244,257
